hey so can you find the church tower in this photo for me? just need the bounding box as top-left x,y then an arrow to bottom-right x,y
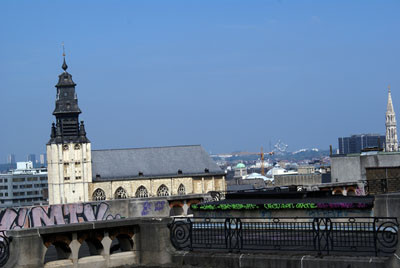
46,56 -> 92,204
385,86 -> 398,152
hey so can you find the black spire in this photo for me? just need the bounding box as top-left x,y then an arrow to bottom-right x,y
51,123 -> 56,138
79,121 -> 90,143
55,58 -> 76,89
62,57 -> 68,71
48,56 -> 88,144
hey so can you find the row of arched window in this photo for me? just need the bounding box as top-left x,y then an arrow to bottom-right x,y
92,184 -> 186,201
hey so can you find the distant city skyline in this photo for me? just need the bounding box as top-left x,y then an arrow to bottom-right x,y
1,1 -> 399,161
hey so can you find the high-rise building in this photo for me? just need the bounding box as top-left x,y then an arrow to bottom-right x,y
338,134 -> 385,154
39,154 -> 47,166
385,86 -> 398,152
27,154 -> 36,166
7,154 -> 15,164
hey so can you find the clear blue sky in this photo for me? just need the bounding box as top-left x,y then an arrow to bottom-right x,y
1,0 -> 399,161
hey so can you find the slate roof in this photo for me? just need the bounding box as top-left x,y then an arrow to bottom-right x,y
92,145 -> 224,181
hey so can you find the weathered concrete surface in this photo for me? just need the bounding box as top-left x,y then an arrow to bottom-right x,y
172,252 -> 388,268
4,214 -> 400,268
4,218 -> 173,268
137,219 -> 176,266
0,194 -> 207,231
3,193 -> 400,268
373,193 -> 400,268
5,228 -> 46,268
194,207 -> 372,219
331,152 -> 400,183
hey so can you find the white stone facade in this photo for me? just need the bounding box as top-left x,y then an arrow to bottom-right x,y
89,175 -> 225,201
47,142 -> 226,204
47,142 -> 92,204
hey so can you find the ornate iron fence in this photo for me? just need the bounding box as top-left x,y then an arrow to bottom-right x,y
169,217 -> 398,256
0,231 -> 10,267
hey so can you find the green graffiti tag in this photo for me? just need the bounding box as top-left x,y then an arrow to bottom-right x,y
295,203 -> 317,209
191,202 -> 322,211
219,204 -> 259,210
264,203 -> 296,209
190,201 -> 371,211
263,203 -> 318,210
199,205 -> 216,210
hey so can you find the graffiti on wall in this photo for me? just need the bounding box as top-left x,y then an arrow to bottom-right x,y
0,202 -> 121,231
195,208 -> 369,219
355,187 -> 365,196
141,200 -> 166,216
191,202 -> 373,211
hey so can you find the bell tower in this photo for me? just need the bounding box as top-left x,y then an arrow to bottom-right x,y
385,86 -> 398,152
47,55 -> 92,204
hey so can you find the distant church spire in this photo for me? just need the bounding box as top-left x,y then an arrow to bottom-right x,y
385,85 -> 398,152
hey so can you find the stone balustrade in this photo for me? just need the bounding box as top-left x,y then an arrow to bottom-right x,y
3,218 -> 174,268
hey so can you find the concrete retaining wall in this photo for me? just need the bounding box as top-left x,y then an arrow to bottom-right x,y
331,152 -> 400,183
3,193 -> 400,268
194,207 -> 372,219
172,252 -> 388,268
4,218 -> 175,268
373,193 -> 400,268
0,194 -> 206,231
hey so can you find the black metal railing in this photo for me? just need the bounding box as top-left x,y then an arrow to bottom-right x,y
169,217 -> 399,256
0,231 -> 10,267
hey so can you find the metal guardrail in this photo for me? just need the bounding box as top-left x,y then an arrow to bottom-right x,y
169,217 -> 399,256
0,231 -> 10,267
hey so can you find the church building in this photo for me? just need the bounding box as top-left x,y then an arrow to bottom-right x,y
46,58 -> 226,205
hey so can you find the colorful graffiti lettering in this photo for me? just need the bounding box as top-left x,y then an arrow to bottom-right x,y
219,204 -> 258,210
263,203 -> 317,210
296,203 -> 317,209
315,203 -> 369,209
191,202 -> 372,211
194,204 -> 259,211
0,202 -> 121,231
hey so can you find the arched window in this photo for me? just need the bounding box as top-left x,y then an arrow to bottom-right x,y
333,188 -> 343,196
157,184 -> 169,197
114,187 -> 128,199
135,186 -> 149,198
177,184 -> 185,195
347,189 -> 356,196
92,188 -> 106,201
